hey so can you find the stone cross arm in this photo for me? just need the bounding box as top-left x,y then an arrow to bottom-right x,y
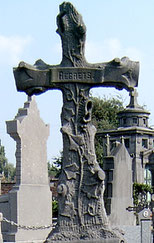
14,56 -> 139,96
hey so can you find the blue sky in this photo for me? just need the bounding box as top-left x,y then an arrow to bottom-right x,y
0,0 -> 154,164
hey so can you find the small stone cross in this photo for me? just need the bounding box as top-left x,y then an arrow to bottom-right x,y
127,88 -> 141,108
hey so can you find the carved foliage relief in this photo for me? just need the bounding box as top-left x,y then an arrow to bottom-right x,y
57,83 -> 108,232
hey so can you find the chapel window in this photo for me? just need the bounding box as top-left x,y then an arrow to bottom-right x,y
133,117 -> 138,124
124,138 -> 130,148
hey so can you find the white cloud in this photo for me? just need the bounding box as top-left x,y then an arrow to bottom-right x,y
52,42 -> 61,54
0,35 -> 33,66
85,38 -> 142,63
105,38 -> 122,58
125,47 -> 143,61
48,37 -> 142,65
50,42 -> 62,64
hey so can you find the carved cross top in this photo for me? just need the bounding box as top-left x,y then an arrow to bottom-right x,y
14,2 -> 139,95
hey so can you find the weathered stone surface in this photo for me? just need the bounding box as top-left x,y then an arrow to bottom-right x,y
49,240 -> 122,243
103,143 -> 135,226
12,2 -> 140,242
0,174 -> 2,196
141,220 -> 152,243
120,226 -> 141,243
14,60 -> 139,96
45,83 -> 123,242
0,213 -> 3,243
3,97 -> 52,242
7,96 -> 50,185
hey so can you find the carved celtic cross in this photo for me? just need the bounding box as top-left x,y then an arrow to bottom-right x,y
14,2 -> 139,242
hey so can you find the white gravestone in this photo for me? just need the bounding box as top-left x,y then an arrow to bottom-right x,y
5,96 -> 52,243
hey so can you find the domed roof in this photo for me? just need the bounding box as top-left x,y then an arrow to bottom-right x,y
118,89 -> 150,128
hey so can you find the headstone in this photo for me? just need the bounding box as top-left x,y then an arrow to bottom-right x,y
13,2 -> 139,242
141,220 -> 152,243
120,226 -> 141,243
103,142 -> 135,226
138,208 -> 152,243
3,96 -> 52,242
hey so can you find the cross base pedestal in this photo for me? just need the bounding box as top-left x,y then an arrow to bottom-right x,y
50,239 -> 123,243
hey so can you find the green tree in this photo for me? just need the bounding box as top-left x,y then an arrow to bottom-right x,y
52,200 -> 58,218
4,163 -> 16,182
0,142 -> 8,174
133,182 -> 152,207
0,141 -> 16,182
91,95 -> 124,166
48,151 -> 63,178
48,162 -> 59,178
91,96 -> 123,130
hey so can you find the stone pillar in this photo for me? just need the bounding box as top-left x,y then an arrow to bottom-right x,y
0,213 -> 3,243
0,174 -> 3,196
5,96 -> 52,243
106,134 -> 110,156
134,157 -> 145,183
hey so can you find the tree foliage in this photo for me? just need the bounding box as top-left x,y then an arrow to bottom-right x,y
0,144 -> 7,174
52,200 -> 58,218
133,182 -> 152,206
48,151 -> 63,178
3,163 -> 16,182
91,95 -> 124,166
91,96 -> 124,131
0,142 -> 16,182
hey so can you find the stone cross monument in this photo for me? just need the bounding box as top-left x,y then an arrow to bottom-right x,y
13,2 -> 139,243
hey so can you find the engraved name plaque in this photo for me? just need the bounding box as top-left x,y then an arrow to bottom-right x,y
50,67 -> 104,84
